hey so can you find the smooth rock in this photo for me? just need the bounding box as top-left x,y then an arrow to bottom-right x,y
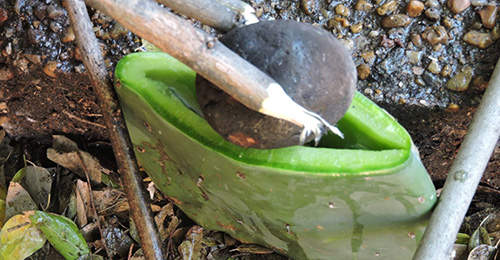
357,63 -> 371,79
427,59 -> 441,74
407,0 -> 425,17
478,5 -> 497,29
447,66 -> 473,91
377,0 -> 398,15
335,4 -> 350,16
355,0 -> 373,11
448,0 -> 471,13
422,25 -> 449,45
463,30 -> 494,48
425,7 -> 441,20
381,14 -> 411,28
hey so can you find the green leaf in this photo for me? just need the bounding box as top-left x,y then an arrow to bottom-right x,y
11,167 -> 26,183
29,210 -> 90,260
456,233 -> 471,245
0,212 -> 46,259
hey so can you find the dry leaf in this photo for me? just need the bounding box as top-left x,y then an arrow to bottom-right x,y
5,182 -> 37,220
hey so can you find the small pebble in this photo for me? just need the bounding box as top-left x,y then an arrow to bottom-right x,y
412,66 -> 425,75
425,0 -> 440,8
47,5 -> 65,19
448,0 -> 471,14
335,4 -> 350,16
334,16 -> 350,27
62,27 -> 75,43
447,66 -> 473,91
427,59 -> 441,74
301,0 -> 317,15
351,23 -> 363,33
49,21 -> 62,33
355,0 -> 373,11
361,51 -> 376,64
381,14 -> 411,28
357,64 -> 371,80
0,7 -> 8,24
471,0 -> 487,7
478,5 -> 497,29
425,7 -> 441,20
442,16 -> 454,28
447,103 -> 460,111
463,30 -> 493,48
422,25 -> 449,45
0,67 -> 14,81
415,77 -> 426,86
364,88 -> 373,95
407,50 -> 422,64
407,0 -> 425,17
24,54 -> 41,64
441,64 -> 452,77
377,0 -> 398,16
471,76 -> 488,91
43,61 -> 59,78
411,33 -> 423,46
369,30 -> 380,37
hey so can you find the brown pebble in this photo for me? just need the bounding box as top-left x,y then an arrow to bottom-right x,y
0,67 -> 14,81
355,0 -> 373,11
357,64 -> 371,80
334,16 -> 350,27
380,34 -> 395,48
422,25 -> 449,45
351,23 -> 363,33
62,27 -> 75,43
43,61 -> 59,78
441,64 -> 452,77
447,66 -> 473,91
425,7 -> 441,20
24,54 -> 41,64
463,30 -> 493,48
361,51 -> 376,64
335,4 -> 350,16
407,0 -> 425,17
427,59 -> 441,74
301,0 -> 316,15
447,103 -> 460,111
442,16 -> 454,28
377,0 -> 398,16
472,76 -> 488,91
478,5 -> 497,29
0,7 -> 8,24
411,33 -> 423,46
448,0 -> 471,13
381,14 -> 411,28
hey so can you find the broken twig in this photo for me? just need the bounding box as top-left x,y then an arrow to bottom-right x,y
63,0 -> 164,259
414,58 -> 500,259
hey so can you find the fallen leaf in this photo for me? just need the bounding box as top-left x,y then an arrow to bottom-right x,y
47,135 -> 106,184
5,182 -> 37,220
178,226 -> 204,260
29,210 -> 90,260
22,166 -> 52,209
92,188 -> 129,215
0,211 -> 46,259
467,244 -> 496,260
75,180 -> 90,227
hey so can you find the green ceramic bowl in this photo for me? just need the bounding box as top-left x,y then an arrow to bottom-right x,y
115,52 -> 436,259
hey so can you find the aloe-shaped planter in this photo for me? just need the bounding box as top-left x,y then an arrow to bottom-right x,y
115,52 -> 436,259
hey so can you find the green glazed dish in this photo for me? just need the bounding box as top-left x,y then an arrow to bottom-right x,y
115,52 -> 436,259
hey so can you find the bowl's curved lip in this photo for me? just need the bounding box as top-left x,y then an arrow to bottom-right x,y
115,52 -> 416,176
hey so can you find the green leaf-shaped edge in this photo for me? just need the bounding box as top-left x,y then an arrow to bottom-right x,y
115,52 -> 411,175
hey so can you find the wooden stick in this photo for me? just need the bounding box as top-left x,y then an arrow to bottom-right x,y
156,0 -> 247,31
414,58 -> 500,259
86,0 -> 342,142
63,1 -> 165,259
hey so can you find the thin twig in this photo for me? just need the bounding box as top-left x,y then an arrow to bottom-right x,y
413,58 -> 500,259
76,151 -> 113,258
63,0 -> 164,259
63,110 -> 106,129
